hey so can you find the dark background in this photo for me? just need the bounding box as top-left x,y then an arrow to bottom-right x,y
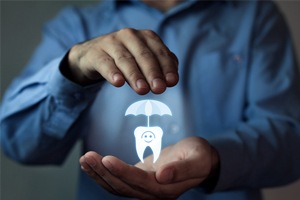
1,1 -> 300,199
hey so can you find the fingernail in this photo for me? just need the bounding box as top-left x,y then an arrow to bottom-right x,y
81,165 -> 87,171
85,156 -> 96,167
113,73 -> 122,82
152,78 -> 166,89
136,79 -> 148,89
165,73 -> 178,86
103,159 -> 114,172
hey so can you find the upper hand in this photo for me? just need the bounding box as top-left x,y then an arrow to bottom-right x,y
65,28 -> 179,95
79,137 -> 219,199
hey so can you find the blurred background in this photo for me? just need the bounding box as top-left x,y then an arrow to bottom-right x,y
1,1 -> 300,199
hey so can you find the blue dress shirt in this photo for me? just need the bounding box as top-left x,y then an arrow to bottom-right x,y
1,1 -> 300,200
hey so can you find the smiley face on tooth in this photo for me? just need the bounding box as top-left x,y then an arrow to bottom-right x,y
141,131 -> 155,143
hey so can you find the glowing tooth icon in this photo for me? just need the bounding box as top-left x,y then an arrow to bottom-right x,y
125,100 -> 172,163
134,127 -> 163,163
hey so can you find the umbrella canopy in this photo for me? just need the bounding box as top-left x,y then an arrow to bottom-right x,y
125,100 -> 172,127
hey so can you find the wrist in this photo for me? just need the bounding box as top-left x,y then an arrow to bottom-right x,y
201,145 -> 220,192
60,47 -> 102,86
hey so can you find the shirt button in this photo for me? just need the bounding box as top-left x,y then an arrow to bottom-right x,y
233,54 -> 242,63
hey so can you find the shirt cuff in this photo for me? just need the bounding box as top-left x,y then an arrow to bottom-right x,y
207,131 -> 245,191
47,56 -> 102,108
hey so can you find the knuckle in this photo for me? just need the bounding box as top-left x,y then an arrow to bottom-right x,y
142,29 -> 159,40
94,166 -> 107,178
99,33 -> 116,44
139,49 -> 154,59
114,50 -> 134,61
156,47 -> 171,57
146,67 -> 162,78
118,28 -> 137,37
127,69 -> 140,81
98,55 -> 114,64
70,43 -> 81,56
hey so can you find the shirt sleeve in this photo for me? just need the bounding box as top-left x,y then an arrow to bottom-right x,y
208,2 -> 300,191
0,6 -> 101,165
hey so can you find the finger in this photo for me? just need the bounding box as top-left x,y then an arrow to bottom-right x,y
102,156 -> 159,194
105,156 -> 202,199
135,155 -> 157,171
156,158 -> 209,184
79,153 -> 118,195
90,51 -> 126,87
105,42 -> 151,95
102,156 -> 154,199
163,52 -> 179,87
135,144 -> 179,174
141,30 -> 179,87
118,28 -> 167,94
82,153 -> 157,199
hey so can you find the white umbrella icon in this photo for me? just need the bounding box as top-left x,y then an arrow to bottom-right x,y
125,100 -> 172,127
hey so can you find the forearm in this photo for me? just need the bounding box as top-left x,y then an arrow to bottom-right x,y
0,6 -> 104,164
209,116 -> 300,191
0,57 -> 101,164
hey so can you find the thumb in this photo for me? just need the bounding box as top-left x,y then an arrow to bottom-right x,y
155,158 -> 209,184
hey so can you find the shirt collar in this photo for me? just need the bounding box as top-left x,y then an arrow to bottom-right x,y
110,0 -> 199,13
109,0 -> 229,14
107,0 -> 230,21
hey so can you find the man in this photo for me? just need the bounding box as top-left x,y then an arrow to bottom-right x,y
1,0 -> 300,199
